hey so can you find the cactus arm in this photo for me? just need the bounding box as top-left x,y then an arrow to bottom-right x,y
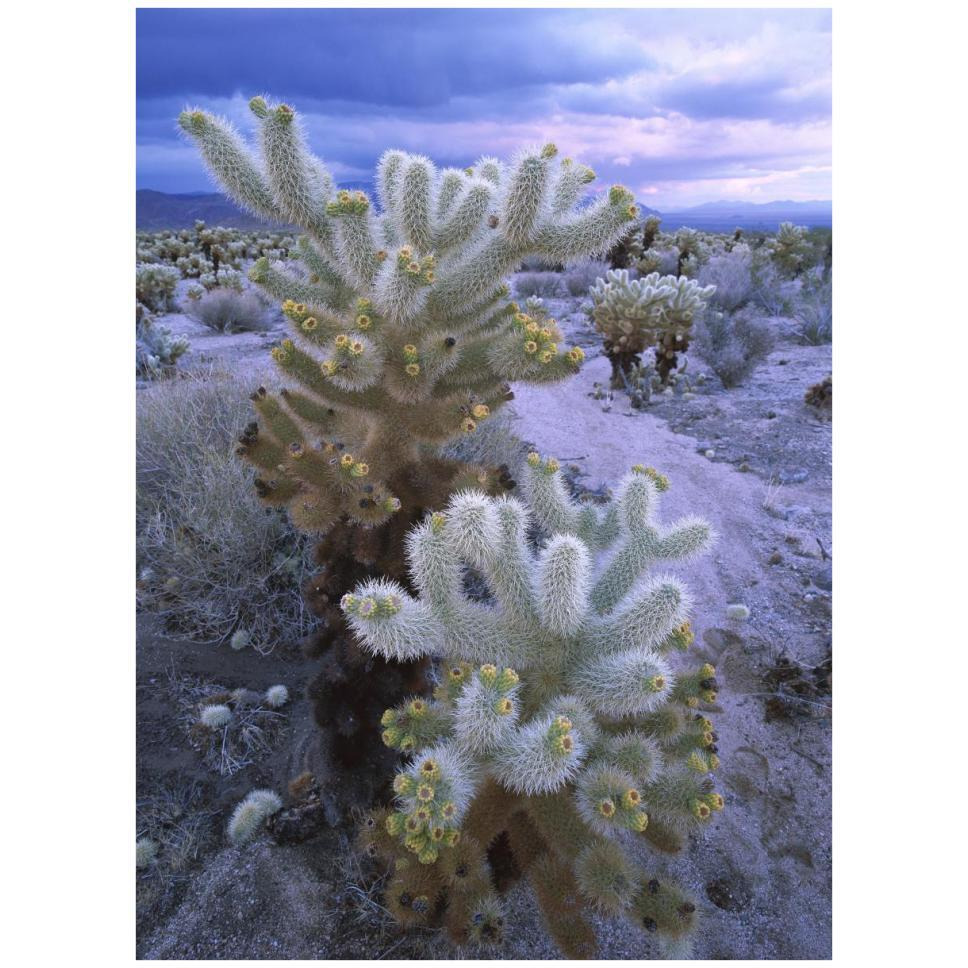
177,109 -> 281,223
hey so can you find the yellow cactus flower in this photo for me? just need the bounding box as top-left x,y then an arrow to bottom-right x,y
621,788 -> 642,810
630,811 -> 649,832
690,799 -> 712,821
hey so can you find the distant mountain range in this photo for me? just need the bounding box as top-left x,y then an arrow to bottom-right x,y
136,189 -> 831,233
660,199 -> 831,230
136,190 -> 294,231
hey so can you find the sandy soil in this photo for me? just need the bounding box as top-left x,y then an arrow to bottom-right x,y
137,284 -> 831,959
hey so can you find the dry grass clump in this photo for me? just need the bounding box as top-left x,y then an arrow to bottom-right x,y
187,288 -> 271,333
136,368 -> 315,649
698,249 -> 754,312
749,259 -> 795,316
794,274 -> 833,345
562,258 -> 610,296
513,270 -> 564,299
694,307 -> 776,388
439,407 -> 532,479
137,782 -> 219,926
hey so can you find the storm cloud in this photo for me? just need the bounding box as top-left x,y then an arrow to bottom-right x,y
136,7 -> 831,209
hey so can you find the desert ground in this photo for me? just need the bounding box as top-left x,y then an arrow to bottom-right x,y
136,280 -> 831,959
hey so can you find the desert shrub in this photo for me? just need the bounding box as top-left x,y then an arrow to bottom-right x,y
518,254 -> 564,272
187,287 -> 270,333
694,307 -> 775,388
749,259 -> 794,316
136,370 -> 314,648
440,407 -> 532,480
563,258 -> 610,296
513,271 -> 565,299
636,246 -> 679,277
698,247 -> 753,312
794,273 -> 833,344
136,263 -> 181,313
136,303 -> 189,379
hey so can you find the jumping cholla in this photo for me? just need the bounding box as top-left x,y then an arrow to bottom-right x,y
178,97 -> 640,537
768,221 -> 812,277
589,269 -> 715,387
347,457 -> 723,957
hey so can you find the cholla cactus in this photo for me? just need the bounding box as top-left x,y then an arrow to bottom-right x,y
589,269 -> 715,387
136,837 -> 158,868
135,263 -> 181,313
179,97 -> 636,537
265,684 -> 290,708
136,222 -> 297,282
350,458 -> 723,957
179,97 -> 639,809
769,222 -> 812,277
227,789 -> 284,845
136,302 -> 189,379
200,703 -> 233,728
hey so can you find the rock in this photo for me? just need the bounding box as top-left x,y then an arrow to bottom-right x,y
779,468 -> 809,484
704,449 -> 716,459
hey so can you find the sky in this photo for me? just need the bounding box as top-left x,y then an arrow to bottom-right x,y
136,7 -> 831,210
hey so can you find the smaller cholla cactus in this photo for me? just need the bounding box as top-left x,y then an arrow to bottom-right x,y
349,457 -> 724,957
136,263 -> 181,313
265,684 -> 290,708
136,302 -> 189,379
725,603 -> 750,621
589,269 -> 715,387
227,789 -> 283,844
136,837 -> 158,868
230,629 -> 251,651
200,703 -> 233,728
769,222 -> 812,277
